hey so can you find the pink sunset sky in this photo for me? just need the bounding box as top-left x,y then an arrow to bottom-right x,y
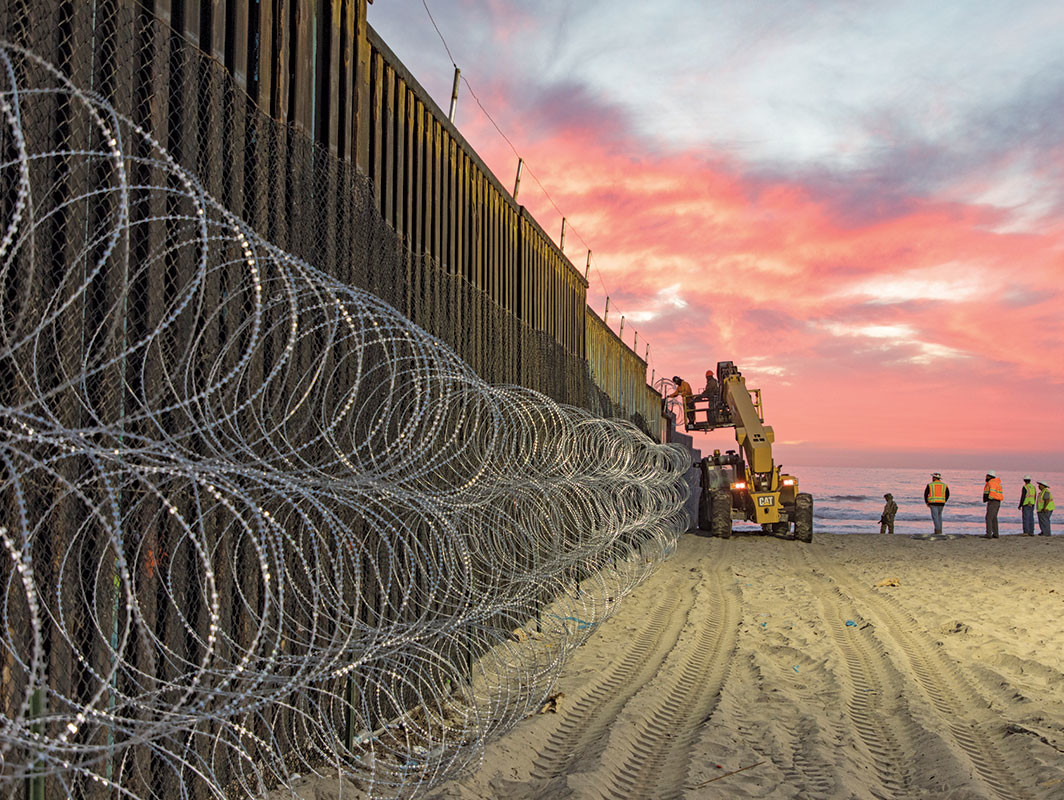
368,1 -> 1064,471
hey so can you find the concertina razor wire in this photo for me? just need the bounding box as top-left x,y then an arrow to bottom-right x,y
0,42 -> 690,799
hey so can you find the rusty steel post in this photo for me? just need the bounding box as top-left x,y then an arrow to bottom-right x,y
448,65 -> 460,121
513,157 -> 523,199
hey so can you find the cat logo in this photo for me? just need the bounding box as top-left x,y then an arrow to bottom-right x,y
757,495 -> 775,507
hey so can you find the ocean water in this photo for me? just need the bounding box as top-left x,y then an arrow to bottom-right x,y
739,465 -> 1063,537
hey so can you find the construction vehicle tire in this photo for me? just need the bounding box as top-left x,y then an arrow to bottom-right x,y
698,488 -> 713,531
711,488 -> 732,538
795,492 -> 814,542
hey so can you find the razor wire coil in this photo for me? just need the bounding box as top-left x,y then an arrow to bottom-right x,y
0,41 -> 689,799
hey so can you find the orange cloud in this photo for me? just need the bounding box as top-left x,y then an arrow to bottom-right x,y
446,73 -> 1064,464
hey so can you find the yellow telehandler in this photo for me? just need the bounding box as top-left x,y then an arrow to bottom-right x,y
683,361 -> 813,541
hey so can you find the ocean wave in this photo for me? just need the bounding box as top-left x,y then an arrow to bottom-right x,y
815,509 -> 990,524
816,497 -> 995,510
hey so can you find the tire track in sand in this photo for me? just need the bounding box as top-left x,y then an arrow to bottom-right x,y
527,572 -> 692,784
581,539 -> 741,800
802,546 -> 1041,800
805,568 -> 955,798
737,542 -> 836,798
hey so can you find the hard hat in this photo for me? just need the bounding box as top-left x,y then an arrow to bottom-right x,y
986,470 -> 996,477
706,369 -> 714,376
1024,475 -> 1032,480
1038,480 -> 1049,487
932,472 -> 941,478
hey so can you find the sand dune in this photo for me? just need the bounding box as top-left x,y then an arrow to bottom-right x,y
427,533 -> 1064,799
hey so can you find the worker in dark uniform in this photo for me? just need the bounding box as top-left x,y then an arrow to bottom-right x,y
667,376 -> 695,427
879,493 -> 898,534
982,470 -> 1003,538
924,472 -> 949,534
691,369 -> 721,426
702,369 -> 719,399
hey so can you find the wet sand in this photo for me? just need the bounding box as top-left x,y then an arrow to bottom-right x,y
426,532 -> 1064,799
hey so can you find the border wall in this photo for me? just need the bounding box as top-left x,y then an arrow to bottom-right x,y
362,25 -> 662,436
0,1 -> 672,795
586,311 -> 663,438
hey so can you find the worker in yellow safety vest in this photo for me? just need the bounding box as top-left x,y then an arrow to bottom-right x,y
982,470 -> 1003,538
1018,475 -> 1037,535
1036,481 -> 1054,536
923,472 -> 950,535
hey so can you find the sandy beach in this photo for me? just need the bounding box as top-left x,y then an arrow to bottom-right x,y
423,532 -> 1064,799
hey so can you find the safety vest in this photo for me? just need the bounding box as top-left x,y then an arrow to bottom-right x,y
984,477 -> 1003,501
1021,483 -> 1037,506
1038,488 -> 1055,512
927,480 -> 948,504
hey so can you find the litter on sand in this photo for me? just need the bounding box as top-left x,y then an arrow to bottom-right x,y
689,761 -> 766,788
845,620 -> 857,627
874,577 -> 900,587
537,693 -> 564,714
546,614 -> 594,629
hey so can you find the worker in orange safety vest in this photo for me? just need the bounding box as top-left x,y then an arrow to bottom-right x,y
667,376 -> 695,428
923,472 -> 950,535
982,470 -> 1004,538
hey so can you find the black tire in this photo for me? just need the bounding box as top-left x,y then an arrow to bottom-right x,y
698,488 -> 712,531
711,488 -> 732,538
795,492 -> 813,543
